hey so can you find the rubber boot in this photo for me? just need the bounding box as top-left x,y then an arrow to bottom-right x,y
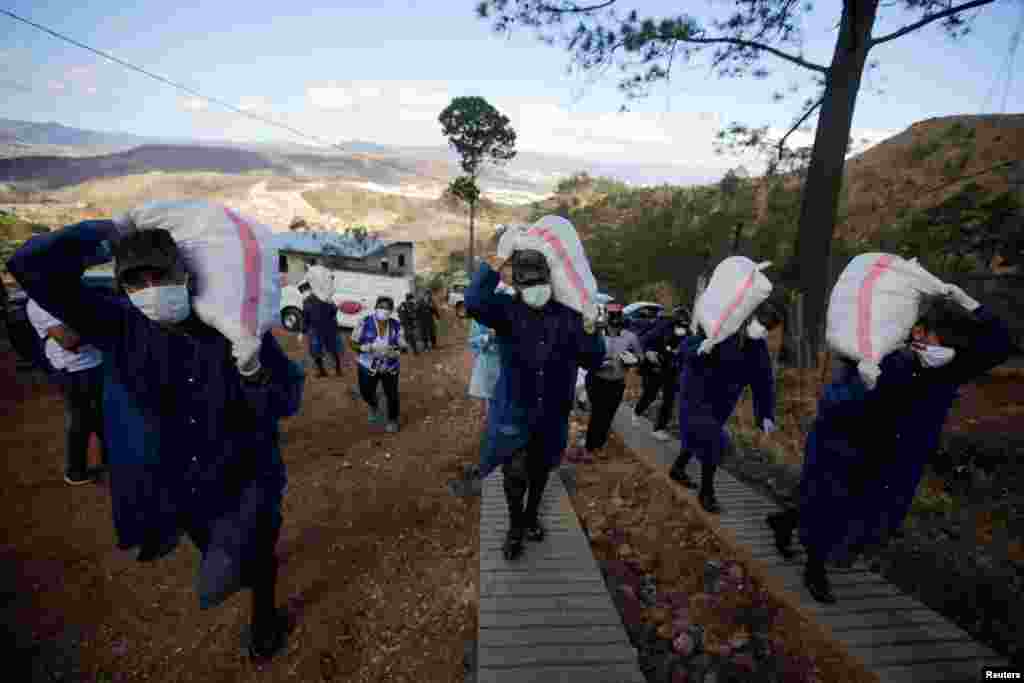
669,450 -> 698,488
766,508 -> 798,560
698,461 -> 721,514
804,553 -> 836,604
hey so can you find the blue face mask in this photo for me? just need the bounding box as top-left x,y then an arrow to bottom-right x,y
129,284 -> 190,323
521,284 -> 552,309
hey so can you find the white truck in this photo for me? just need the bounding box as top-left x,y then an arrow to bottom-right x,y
279,268 -> 415,331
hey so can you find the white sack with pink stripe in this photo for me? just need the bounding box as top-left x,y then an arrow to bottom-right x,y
693,256 -> 773,356
113,199 -> 281,373
826,252 -> 948,389
497,215 -> 600,327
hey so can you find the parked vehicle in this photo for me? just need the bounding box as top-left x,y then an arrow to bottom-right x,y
279,267 -> 414,331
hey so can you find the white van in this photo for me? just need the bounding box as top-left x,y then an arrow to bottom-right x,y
280,268 -> 414,331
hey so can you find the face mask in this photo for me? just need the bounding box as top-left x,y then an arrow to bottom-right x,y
375,308 -> 391,321
129,284 -> 190,324
747,319 -> 767,339
674,326 -> 686,336
521,284 -> 552,309
913,343 -> 956,368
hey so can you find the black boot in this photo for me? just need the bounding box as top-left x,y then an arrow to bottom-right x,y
766,509 -> 797,560
503,525 -> 525,560
669,450 -> 697,488
804,554 -> 836,604
698,461 -> 721,513
523,467 -> 551,542
502,453 -> 529,560
314,357 -> 328,378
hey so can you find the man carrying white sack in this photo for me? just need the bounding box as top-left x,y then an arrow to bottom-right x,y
466,218 -> 606,561
767,283 -> 1014,604
7,221 -> 305,660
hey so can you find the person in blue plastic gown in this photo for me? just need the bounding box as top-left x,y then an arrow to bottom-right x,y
634,306 -> 690,440
465,250 -> 606,560
6,222 -> 305,660
349,296 -> 404,433
667,301 -> 783,514
767,287 -> 1015,604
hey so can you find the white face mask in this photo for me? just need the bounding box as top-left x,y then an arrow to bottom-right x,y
674,326 -> 686,336
521,284 -> 552,309
129,284 -> 190,324
375,308 -> 391,321
913,344 -> 956,368
747,319 -> 767,339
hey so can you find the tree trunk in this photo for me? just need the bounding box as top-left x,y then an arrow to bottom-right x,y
467,199 -> 476,275
791,0 -> 879,367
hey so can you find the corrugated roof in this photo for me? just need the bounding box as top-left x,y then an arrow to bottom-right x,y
272,231 -> 393,259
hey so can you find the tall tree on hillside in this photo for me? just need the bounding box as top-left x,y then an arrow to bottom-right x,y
439,96 -> 517,273
476,0 -> 1000,365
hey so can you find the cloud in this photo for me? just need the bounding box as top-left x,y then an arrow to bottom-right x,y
308,85 -> 355,110
0,78 -> 32,94
179,96 -> 207,113
238,95 -> 273,112
179,78 -> 896,180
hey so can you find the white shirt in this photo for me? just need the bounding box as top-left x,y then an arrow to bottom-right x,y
26,299 -> 103,373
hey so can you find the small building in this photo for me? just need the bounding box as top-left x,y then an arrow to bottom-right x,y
273,231 -> 415,285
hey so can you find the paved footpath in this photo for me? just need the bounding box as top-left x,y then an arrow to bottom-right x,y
612,405 -> 1009,683
477,469 -> 645,683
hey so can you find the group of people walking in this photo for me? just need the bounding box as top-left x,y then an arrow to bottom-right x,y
464,238 -> 1014,607
5,206 -> 1015,666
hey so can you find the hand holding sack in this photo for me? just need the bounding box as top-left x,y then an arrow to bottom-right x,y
693,256 -> 773,356
826,253 -> 948,389
497,215 -> 600,330
113,200 -> 280,375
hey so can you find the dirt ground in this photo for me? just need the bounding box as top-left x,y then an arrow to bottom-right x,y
564,418 -> 878,683
2,318 -> 482,683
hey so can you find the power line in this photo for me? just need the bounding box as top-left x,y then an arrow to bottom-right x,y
1,8 -> 469,189
1,8 -> 347,153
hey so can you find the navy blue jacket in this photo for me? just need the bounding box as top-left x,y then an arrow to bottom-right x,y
302,293 -> 338,340
465,264 -> 606,476
676,331 -> 775,464
6,220 -> 305,552
799,306 -> 1014,561
640,318 -> 686,368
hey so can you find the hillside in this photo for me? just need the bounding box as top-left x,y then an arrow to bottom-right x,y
533,114 -> 1023,253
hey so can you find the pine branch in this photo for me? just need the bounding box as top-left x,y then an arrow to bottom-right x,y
537,0 -> 616,13
870,0 -> 996,47
684,35 -> 828,72
777,96 -> 824,157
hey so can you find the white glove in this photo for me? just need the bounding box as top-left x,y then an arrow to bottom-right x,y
619,351 -> 639,366
645,351 -> 660,364
762,419 -> 777,434
945,284 -> 980,312
360,344 -> 373,353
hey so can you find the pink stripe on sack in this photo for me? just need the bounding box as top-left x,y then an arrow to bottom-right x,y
527,226 -> 591,309
857,254 -> 893,361
223,207 -> 262,337
711,270 -> 756,339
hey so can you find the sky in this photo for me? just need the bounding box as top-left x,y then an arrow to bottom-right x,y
2,0 -> 1022,184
